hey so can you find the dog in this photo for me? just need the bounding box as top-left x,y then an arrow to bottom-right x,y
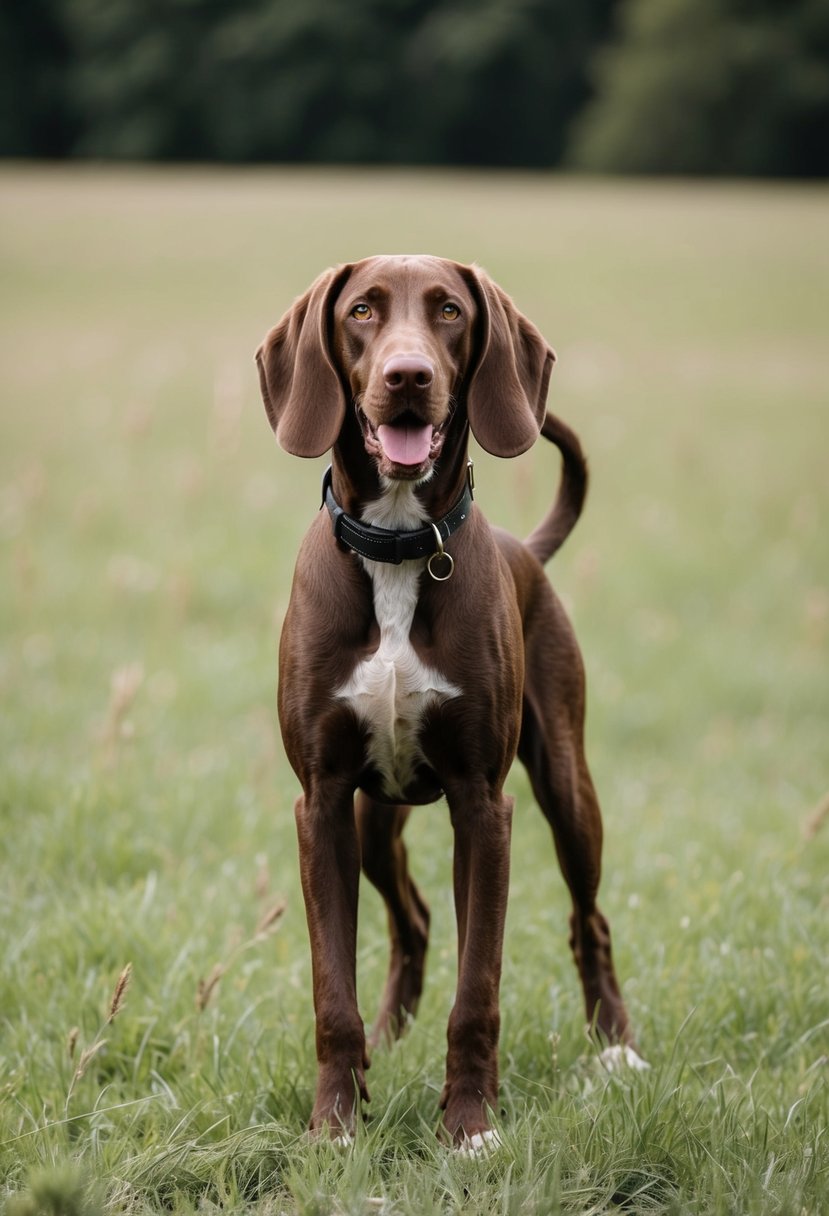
255,255 -> 643,1148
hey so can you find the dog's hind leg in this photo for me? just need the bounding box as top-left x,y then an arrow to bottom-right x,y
518,587 -> 636,1051
356,793 -> 430,1047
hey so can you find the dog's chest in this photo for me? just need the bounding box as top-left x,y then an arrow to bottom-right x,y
334,484 -> 459,802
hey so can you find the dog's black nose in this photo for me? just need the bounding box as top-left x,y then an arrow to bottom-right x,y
383,355 -> 434,395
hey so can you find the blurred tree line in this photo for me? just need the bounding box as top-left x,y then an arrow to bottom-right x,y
2,0 -> 827,175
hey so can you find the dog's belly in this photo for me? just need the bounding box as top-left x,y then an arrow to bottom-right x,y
337,642 -> 458,803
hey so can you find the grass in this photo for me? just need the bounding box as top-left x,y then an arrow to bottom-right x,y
1,166 -> 827,1214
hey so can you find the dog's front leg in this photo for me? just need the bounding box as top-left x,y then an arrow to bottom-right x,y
439,784 -> 514,1145
294,787 -> 369,1138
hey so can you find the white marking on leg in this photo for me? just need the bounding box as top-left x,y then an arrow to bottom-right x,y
599,1044 -> 650,1072
456,1128 -> 502,1157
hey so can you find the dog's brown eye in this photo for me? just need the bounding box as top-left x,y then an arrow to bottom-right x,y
351,303 -> 372,320
441,303 -> 460,321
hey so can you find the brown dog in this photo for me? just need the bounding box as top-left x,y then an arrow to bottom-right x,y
255,255 -> 643,1148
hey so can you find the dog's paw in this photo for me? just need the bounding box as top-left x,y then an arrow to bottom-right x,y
599,1044 -> 650,1073
455,1128 -> 502,1157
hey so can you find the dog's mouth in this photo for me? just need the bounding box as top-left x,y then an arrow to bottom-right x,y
358,409 -> 447,480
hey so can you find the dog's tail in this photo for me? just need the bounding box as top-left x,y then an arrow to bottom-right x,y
522,411 -> 588,565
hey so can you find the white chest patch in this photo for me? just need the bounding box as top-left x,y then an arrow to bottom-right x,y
335,481 -> 460,802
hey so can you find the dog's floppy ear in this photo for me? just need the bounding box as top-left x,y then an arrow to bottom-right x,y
461,266 -> 555,458
255,264 -> 352,457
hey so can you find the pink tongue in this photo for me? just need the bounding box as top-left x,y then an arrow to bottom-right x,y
377,421 -> 433,466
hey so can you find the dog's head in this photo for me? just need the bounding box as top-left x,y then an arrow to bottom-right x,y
256,255 -> 555,480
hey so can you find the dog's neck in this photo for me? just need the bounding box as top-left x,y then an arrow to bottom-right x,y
358,477 -> 427,531
330,412 -> 472,526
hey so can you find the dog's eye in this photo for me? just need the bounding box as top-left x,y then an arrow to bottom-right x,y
351,303 -> 372,321
441,303 -> 461,321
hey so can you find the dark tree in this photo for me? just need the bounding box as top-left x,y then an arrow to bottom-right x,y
570,0 -> 829,176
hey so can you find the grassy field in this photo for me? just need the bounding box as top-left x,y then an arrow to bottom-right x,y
1,167 -> 827,1215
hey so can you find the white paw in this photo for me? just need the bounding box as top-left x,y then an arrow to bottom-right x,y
599,1044 -> 650,1073
331,1132 -> 354,1148
456,1128 -> 502,1157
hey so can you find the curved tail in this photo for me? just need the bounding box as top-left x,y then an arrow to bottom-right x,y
523,411 -> 588,565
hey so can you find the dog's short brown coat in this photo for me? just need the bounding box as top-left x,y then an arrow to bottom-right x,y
256,255 -> 637,1144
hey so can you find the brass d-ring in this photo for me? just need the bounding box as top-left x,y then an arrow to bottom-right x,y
427,523 -> 454,581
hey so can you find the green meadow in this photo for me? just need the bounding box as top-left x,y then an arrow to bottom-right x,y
1,167 -> 827,1214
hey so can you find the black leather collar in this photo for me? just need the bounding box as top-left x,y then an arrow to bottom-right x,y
321,462 -> 474,567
